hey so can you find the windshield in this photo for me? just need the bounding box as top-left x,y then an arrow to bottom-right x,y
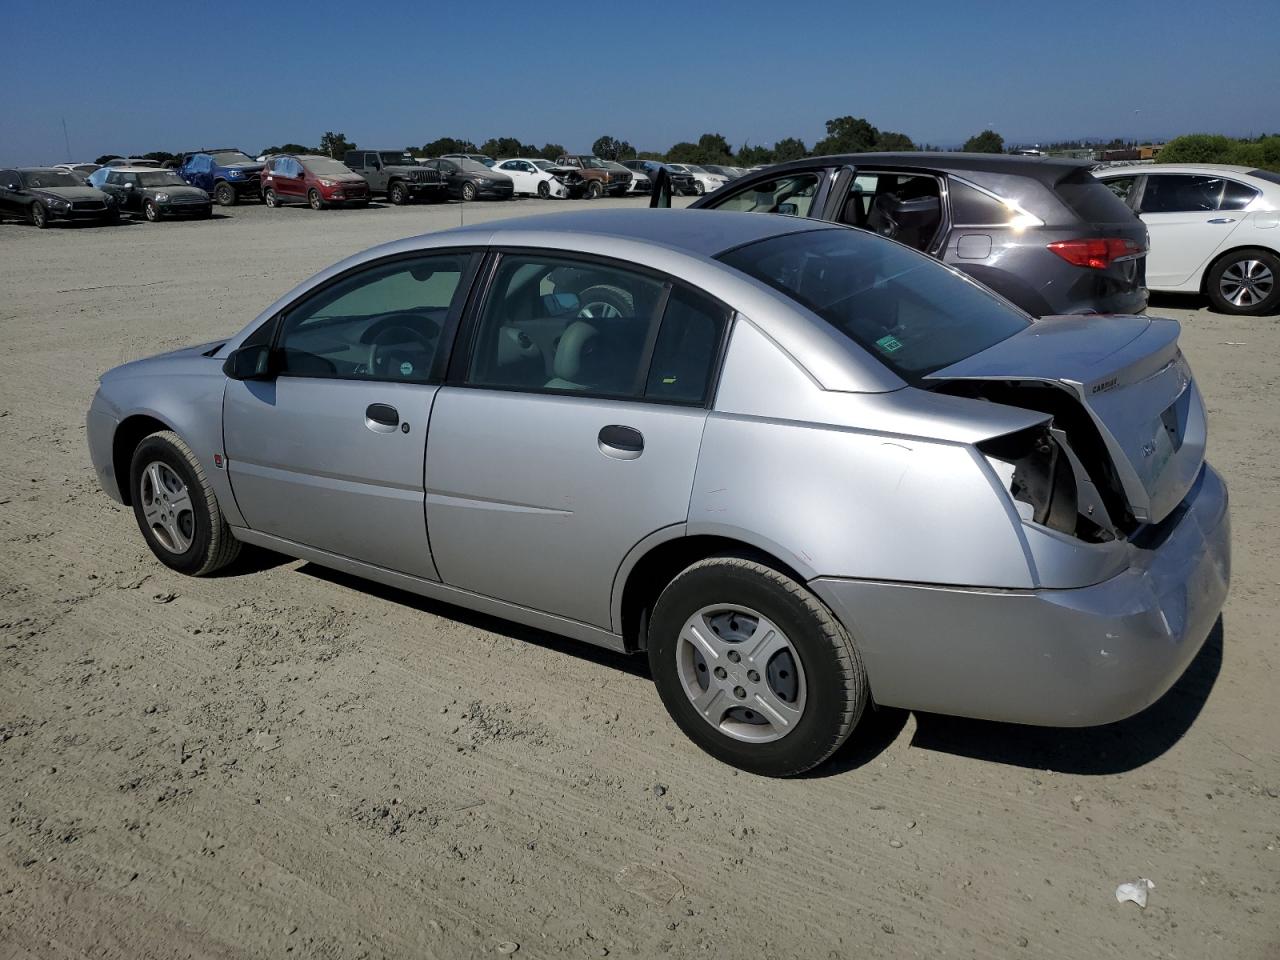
666,164 -> 688,173
578,157 -> 606,169
20,170 -> 82,188
211,151 -> 254,166
531,159 -> 555,171
456,158 -> 491,173
718,228 -> 1029,381
303,157 -> 353,176
684,165 -> 708,174
379,152 -> 412,166
138,171 -> 186,187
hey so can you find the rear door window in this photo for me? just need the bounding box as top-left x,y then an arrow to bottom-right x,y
1139,174 -> 1225,213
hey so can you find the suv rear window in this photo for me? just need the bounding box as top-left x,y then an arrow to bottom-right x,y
1054,169 -> 1137,223
718,228 -> 1028,381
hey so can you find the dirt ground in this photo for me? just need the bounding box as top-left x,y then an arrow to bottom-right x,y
1,197 -> 1277,960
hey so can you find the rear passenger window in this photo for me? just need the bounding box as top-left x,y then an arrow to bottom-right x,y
467,255 -> 667,398
1221,180 -> 1259,210
645,288 -> 729,404
949,180 -> 1014,225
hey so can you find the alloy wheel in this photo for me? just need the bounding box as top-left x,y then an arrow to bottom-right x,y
139,461 -> 195,554
675,604 -> 807,743
1220,259 -> 1275,308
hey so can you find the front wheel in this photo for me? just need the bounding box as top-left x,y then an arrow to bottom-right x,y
460,181 -> 477,202
647,557 -> 868,777
144,200 -> 160,222
129,431 -> 241,576
585,180 -> 603,200
537,180 -> 550,199
388,181 -> 409,205
308,188 -> 324,211
1207,248 -> 1280,316
692,181 -> 705,196
263,188 -> 279,208
213,181 -> 237,206
30,202 -> 49,228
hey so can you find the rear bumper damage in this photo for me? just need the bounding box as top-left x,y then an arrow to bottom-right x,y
811,464 -> 1230,727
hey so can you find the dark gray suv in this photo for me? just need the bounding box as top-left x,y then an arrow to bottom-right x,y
677,153 -> 1149,317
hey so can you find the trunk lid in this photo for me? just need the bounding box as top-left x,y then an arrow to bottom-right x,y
927,315 -> 1205,525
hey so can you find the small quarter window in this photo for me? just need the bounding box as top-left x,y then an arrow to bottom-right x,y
1221,179 -> 1260,210
949,180 -> 1013,225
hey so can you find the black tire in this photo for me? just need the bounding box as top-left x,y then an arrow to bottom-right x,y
308,188 -> 324,211
213,181 -> 237,206
537,180 -> 550,199
263,188 -> 279,208
389,181 -> 409,205
585,180 -> 603,200
1205,247 -> 1280,316
692,181 -> 705,196
30,202 -> 49,228
460,181 -> 477,202
577,284 -> 634,319
144,200 -> 160,222
647,556 -> 868,777
129,430 -> 241,576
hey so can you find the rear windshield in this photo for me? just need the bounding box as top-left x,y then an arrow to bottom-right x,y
1247,169 -> 1280,186
1055,169 -> 1138,222
718,229 -> 1029,381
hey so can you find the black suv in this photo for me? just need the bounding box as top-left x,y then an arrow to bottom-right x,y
666,153 -> 1149,317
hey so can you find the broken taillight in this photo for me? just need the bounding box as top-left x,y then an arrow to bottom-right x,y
1047,237 -> 1144,270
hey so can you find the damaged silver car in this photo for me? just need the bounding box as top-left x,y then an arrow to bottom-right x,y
86,210 -> 1230,776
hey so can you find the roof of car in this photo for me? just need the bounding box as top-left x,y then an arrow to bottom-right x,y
104,166 -> 175,173
1095,162 -> 1263,176
765,151 -> 1096,185
439,207 -> 831,257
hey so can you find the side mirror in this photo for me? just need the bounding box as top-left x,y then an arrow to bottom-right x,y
650,167 -> 672,209
222,344 -> 274,381
5,182 -> 19,192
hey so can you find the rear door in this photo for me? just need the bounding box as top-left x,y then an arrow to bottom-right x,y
276,157 -> 306,202
1136,174 -> 1246,288
424,252 -> 731,629
223,251 -> 478,578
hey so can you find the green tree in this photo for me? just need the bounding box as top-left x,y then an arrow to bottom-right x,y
874,130 -> 916,151
258,143 -> 317,157
962,130 -> 1005,154
665,141 -> 700,163
94,154 -> 122,165
481,136 -> 533,158
636,150 -> 665,161
319,131 -> 357,159
592,135 -> 622,159
1157,134 -> 1236,164
422,137 -> 478,156
736,143 -> 773,166
539,143 -> 567,161
813,116 -> 878,154
772,137 -> 808,162
695,132 -> 733,164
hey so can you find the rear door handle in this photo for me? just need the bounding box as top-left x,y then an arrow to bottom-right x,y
1208,218 -> 1237,224
365,403 -> 400,431
598,424 -> 644,460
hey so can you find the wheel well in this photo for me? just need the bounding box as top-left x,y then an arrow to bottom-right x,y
1201,245 -> 1279,293
112,415 -> 170,505
619,535 -> 807,653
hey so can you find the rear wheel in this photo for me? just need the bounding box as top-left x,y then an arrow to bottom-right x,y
128,431 -> 241,576
213,181 -> 237,206
647,556 -> 868,777
388,181 -> 409,205
1207,248 -> 1280,315
308,188 -> 324,210
30,202 -> 48,228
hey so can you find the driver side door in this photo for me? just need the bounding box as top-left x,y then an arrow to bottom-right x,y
223,251 -> 479,579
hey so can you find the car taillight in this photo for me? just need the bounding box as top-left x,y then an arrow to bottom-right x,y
1047,237 -> 1144,270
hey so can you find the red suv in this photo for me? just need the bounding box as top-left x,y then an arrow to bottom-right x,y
261,154 -> 370,210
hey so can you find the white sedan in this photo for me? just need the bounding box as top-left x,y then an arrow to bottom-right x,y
491,158 -> 569,199
665,163 -> 728,195
1095,164 -> 1280,315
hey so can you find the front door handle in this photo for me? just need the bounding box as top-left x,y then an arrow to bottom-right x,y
1208,218 -> 1237,224
598,424 -> 644,460
365,403 -> 400,431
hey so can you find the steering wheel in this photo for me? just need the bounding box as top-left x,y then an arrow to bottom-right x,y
364,314 -> 437,375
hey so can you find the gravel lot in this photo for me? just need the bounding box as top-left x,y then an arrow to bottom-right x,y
1,197 -> 1277,960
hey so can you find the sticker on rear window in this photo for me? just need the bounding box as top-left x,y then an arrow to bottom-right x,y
875,334 -> 903,354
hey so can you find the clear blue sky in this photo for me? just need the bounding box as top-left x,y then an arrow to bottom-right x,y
3,0 -> 1277,165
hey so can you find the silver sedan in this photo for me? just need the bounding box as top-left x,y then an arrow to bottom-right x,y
86,209 -> 1230,776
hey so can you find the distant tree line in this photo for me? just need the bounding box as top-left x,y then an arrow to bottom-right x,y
1159,133 -> 1280,172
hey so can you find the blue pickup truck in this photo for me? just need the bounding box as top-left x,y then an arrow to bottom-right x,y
176,149 -> 264,206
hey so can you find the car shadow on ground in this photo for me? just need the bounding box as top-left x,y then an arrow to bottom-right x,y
298,563 -> 653,679
1148,291 -> 1210,313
